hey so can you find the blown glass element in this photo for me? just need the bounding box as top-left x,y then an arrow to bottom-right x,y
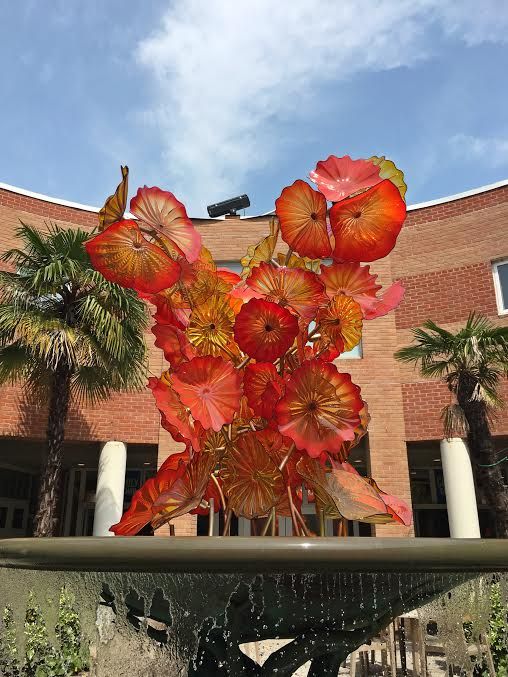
85,152 -> 410,536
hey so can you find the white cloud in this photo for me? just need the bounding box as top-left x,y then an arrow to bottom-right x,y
433,1 -> 508,46
135,0 -> 508,214
450,134 -> 508,168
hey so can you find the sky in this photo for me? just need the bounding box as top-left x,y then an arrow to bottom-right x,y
1,1 -> 508,217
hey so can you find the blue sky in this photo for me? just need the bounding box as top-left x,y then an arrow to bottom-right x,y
1,1 -> 508,216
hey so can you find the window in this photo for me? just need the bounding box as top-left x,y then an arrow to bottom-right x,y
217,261 -> 242,275
0,469 -> 32,500
338,340 -> 363,360
12,508 -> 25,530
492,259 -> 508,315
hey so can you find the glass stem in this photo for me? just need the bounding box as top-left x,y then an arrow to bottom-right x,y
208,498 -> 214,536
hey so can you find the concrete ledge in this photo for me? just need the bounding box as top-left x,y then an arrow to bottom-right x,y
0,537 -> 507,573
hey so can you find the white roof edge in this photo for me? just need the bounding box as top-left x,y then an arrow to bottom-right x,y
406,177 -> 508,211
1,177 -> 508,217
0,182 -> 100,213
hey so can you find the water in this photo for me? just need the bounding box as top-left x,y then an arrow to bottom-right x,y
1,566 -> 505,675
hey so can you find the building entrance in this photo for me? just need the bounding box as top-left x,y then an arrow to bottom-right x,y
62,465 -> 156,536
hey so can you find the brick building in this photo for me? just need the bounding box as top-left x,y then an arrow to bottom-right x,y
0,178 -> 507,539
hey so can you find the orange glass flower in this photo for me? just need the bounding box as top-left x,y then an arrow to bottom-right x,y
152,323 -> 195,367
276,360 -> 363,457
316,295 -> 363,353
329,459 -> 411,526
275,179 -> 331,259
130,186 -> 201,262
330,180 -> 406,262
188,270 -> 233,308
221,432 -> 285,519
330,402 -> 370,462
187,294 -> 235,356
110,459 -> 187,535
319,261 -> 405,319
229,280 -> 262,303
151,451 -> 217,528
257,429 -> 302,488
85,219 -> 180,294
216,268 -> 241,287
172,356 -> 242,431
230,395 -> 265,438
297,456 -> 394,523
148,376 -> 202,451
179,245 -> 215,286
320,261 -> 381,305
141,290 -> 186,328
190,475 -> 223,515
234,298 -> 299,362
305,340 -> 342,363
243,362 -> 285,420
247,262 -> 326,320
140,286 -> 192,328
177,246 -> 232,307
363,280 -> 405,320
366,476 -> 412,526
309,155 -> 382,202
198,428 -> 227,457
159,449 -> 191,472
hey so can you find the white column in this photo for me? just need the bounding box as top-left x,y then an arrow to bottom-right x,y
93,441 -> 127,537
440,437 -> 481,538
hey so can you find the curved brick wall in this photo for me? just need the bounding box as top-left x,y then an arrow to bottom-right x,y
394,183 -> 508,441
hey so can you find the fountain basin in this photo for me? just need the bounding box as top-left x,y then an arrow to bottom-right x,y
1,537 -> 507,676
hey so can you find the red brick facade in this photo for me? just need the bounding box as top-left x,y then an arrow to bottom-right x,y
396,262 -> 498,329
393,182 -> 508,444
1,178 -> 507,537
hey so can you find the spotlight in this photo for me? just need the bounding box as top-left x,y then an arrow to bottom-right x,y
207,194 -> 250,218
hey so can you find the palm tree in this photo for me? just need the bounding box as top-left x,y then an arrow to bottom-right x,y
395,314 -> 508,537
0,223 -> 147,537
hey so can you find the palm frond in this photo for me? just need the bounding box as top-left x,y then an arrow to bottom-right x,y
0,343 -> 35,384
396,314 -> 508,419
0,222 -> 148,405
441,403 -> 469,439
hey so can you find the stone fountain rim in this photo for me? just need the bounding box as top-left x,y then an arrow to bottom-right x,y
0,537 -> 507,573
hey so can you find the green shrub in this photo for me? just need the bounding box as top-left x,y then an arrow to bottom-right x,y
481,583 -> 508,677
0,588 -> 89,676
0,607 -> 20,677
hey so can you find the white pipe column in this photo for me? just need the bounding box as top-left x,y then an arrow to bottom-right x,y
93,440 -> 127,536
440,437 -> 481,538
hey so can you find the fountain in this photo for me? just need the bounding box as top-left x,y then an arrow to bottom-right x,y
1,537 -> 508,675
2,156 -> 507,675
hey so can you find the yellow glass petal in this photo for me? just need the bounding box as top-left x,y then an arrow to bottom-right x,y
276,252 -> 321,272
98,165 -> 129,231
369,156 -> 407,201
317,295 -> 363,353
187,294 -> 235,356
241,217 -> 280,278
